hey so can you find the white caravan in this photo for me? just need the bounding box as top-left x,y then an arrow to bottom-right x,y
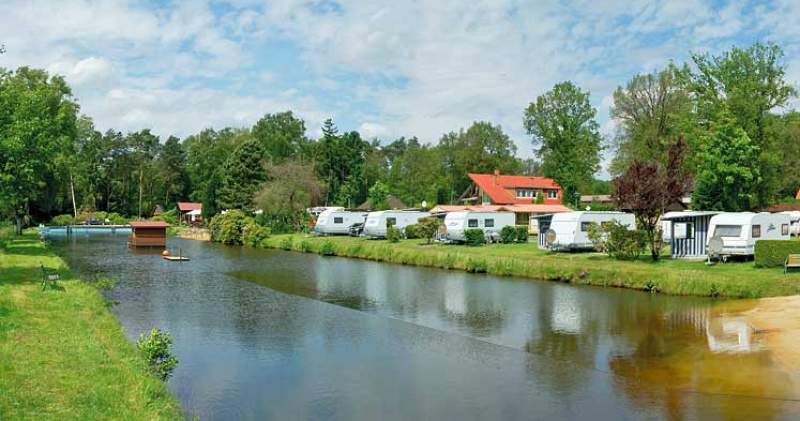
707,212 -> 791,256
314,208 -> 368,235
540,211 -> 636,251
363,210 -> 431,238
780,211 -> 800,236
444,211 -> 516,242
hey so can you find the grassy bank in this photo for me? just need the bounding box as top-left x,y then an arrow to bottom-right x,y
0,230 -> 181,420
263,234 -> 800,299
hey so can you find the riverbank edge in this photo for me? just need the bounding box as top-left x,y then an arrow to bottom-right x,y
260,234 -> 800,299
0,231 -> 182,419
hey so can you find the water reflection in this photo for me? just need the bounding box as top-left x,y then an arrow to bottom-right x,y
52,235 -> 800,420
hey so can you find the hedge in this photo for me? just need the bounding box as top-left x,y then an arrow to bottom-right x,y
464,229 -> 485,246
754,240 -> 800,268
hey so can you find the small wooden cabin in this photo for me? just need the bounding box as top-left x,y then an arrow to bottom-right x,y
128,221 -> 170,247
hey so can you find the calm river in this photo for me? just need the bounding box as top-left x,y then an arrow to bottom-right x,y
51,233 -> 800,420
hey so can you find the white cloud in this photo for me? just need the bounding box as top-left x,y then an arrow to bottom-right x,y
357,122 -> 389,139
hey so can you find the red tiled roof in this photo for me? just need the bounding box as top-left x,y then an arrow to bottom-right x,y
467,173 -> 562,204
429,204 -> 570,214
177,202 -> 202,211
129,221 -> 171,228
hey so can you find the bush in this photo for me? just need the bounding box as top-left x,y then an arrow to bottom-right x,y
137,328 -> 178,381
405,224 -> 421,239
208,210 -> 250,245
417,217 -> 440,244
466,258 -> 488,273
515,226 -> 529,243
500,226 -> 517,243
319,241 -> 336,256
386,226 -> 402,243
242,222 -> 271,247
464,229 -> 485,246
299,239 -> 311,252
150,209 -> 177,225
754,240 -> 800,268
50,214 -> 75,226
279,237 -> 293,250
106,212 -> 129,225
588,221 -> 646,260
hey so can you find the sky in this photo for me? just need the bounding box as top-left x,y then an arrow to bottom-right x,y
2,0 -> 800,175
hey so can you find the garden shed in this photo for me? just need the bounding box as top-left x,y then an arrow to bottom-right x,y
128,221 -> 170,247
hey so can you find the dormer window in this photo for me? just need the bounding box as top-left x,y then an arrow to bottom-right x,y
516,188 -> 535,198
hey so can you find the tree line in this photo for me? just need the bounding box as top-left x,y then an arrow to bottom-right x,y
1,41 -> 799,235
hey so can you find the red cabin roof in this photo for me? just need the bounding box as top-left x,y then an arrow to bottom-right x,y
467,172 -> 562,205
129,221 -> 171,228
177,202 -> 202,212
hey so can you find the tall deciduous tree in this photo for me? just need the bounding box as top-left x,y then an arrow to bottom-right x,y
252,111 -> 309,163
158,136 -> 189,208
689,42 -> 797,207
524,81 -> 602,206
253,161 -> 325,232
217,137 -> 266,210
692,112 -> 762,211
0,67 -> 78,233
613,138 -> 691,261
610,64 -> 693,175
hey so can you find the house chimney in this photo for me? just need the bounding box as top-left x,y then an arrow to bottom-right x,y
493,169 -> 499,184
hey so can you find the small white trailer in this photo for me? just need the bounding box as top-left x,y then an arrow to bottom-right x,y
780,211 -> 800,236
539,211 -> 636,251
707,212 -> 791,256
443,211 -> 516,243
363,210 -> 431,238
314,208 -> 368,235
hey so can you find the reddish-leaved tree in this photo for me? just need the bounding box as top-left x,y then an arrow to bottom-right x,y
613,137 -> 692,261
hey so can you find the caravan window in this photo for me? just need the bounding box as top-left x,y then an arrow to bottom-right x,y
333,217 -> 343,224
713,225 -> 742,238
674,222 -> 694,239
484,219 -> 494,227
580,222 -> 596,232
783,224 -> 790,235
468,219 -> 479,228
752,225 -> 761,238
386,217 -> 397,227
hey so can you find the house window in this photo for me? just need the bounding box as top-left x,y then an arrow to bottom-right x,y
674,222 -> 694,239
484,219 -> 494,227
580,222 -> 596,232
752,225 -> 761,238
468,219 -> 479,228
516,188 -> 534,198
547,190 -> 558,199
783,224 -> 790,236
333,217 -> 344,224
386,217 -> 397,227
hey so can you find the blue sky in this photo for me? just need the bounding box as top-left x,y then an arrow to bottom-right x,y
1,0 -> 799,174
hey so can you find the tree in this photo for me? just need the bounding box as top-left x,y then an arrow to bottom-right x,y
252,111 -> 308,163
524,81 -> 602,206
689,42 -> 797,207
314,119 -> 369,206
610,64 -> 693,175
157,136 -> 188,208
126,130 -> 161,217
613,138 -> 691,261
692,112 -> 762,211
0,67 -> 78,234
253,161 -> 325,232
386,137 -> 445,206
184,128 -> 245,216
367,181 -> 390,210
438,121 -> 521,200
417,217 -> 440,244
217,138 -> 266,210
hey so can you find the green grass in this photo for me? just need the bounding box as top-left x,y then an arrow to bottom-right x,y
0,231 -> 182,420
263,234 -> 800,299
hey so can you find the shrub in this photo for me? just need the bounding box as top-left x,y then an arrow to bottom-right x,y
754,240 -> 800,268
242,222 -> 271,247
208,210 -> 250,245
466,258 -> 488,273
299,239 -> 311,252
417,217 -> 440,244
588,221 -> 646,260
106,212 -> 129,225
405,224 -> 421,239
50,214 -> 75,226
464,228 -> 485,246
515,226 -> 529,243
137,328 -> 178,381
320,241 -> 336,256
150,209 -> 177,225
500,226 -> 517,244
279,237 -> 293,250
386,226 -> 402,243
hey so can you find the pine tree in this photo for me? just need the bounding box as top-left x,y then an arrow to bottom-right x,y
216,138 -> 266,210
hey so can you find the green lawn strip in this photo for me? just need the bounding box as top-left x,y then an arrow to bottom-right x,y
0,233 -> 181,420
263,234 -> 800,298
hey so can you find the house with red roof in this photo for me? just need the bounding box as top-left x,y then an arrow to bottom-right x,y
463,170 -> 563,206
177,202 -> 203,225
